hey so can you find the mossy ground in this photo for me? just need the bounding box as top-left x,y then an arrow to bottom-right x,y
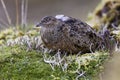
0,45 -> 62,80
0,44 -> 108,80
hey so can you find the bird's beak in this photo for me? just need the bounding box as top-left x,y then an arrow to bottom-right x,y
36,23 -> 41,27
33,23 -> 41,29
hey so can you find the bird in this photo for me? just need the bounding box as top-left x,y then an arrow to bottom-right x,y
36,15 -> 104,54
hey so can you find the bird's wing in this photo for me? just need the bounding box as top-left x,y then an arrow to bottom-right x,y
64,18 -> 98,49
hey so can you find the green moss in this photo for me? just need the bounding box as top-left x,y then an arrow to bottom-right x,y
0,45 -> 108,80
0,46 -> 51,80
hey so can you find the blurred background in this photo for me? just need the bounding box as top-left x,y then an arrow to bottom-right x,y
0,0 -> 100,28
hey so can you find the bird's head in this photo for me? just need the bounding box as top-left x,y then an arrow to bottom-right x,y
36,16 -> 59,28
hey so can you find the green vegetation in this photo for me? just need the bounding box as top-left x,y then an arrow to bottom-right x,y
0,38 -> 109,80
0,45 -> 52,80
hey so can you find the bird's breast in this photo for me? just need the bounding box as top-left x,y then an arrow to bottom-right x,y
40,27 -> 60,48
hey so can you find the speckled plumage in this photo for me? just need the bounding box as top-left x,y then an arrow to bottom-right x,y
36,15 -> 104,53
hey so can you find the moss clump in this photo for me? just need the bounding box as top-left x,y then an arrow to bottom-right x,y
0,27 -> 39,45
0,45 -> 52,80
87,0 -> 120,32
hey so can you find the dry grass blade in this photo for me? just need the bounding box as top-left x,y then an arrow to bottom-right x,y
21,0 -> 28,27
1,0 -> 11,25
24,0 -> 28,26
21,0 -> 24,27
15,0 -> 19,28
